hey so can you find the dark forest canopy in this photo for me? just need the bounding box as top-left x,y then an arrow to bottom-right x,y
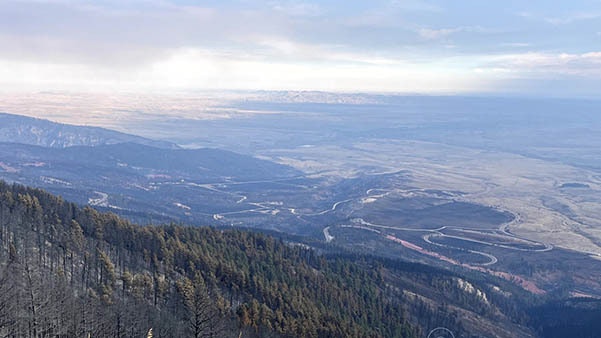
1,180 -> 590,338
0,181 -> 419,337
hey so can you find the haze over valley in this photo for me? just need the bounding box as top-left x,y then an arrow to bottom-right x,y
2,93 -> 601,305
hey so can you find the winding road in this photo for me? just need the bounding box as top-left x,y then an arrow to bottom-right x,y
320,186 -> 554,269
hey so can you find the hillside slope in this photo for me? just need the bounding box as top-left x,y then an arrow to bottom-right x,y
0,112 -> 177,149
0,182 -> 539,337
0,141 -> 301,224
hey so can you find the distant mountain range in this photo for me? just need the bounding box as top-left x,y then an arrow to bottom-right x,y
0,112 -> 177,149
245,90 -> 383,104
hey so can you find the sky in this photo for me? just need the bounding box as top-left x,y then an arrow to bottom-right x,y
1,0 -> 601,97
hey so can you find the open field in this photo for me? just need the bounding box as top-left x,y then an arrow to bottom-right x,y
263,139 -> 601,257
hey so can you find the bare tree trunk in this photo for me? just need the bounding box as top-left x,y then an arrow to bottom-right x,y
24,261 -> 38,338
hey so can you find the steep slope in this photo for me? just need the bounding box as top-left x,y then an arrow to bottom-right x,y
0,182 -> 539,337
0,112 -> 177,149
0,181 -> 416,337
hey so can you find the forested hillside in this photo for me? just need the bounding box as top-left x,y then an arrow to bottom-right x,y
0,181 -> 421,337
0,181 -> 543,337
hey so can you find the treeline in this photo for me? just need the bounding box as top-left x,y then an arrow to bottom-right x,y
529,298 -> 601,338
0,181 -> 418,337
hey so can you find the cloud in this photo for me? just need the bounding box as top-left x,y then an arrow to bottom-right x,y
143,48 -> 493,93
416,26 -> 493,42
418,27 -> 462,40
250,37 -> 404,65
500,42 -> 531,48
476,52 -> 601,77
544,12 -> 601,25
0,46 -> 494,94
0,0 -> 299,65
518,10 -> 601,25
389,0 -> 442,12
1,0 -> 601,97
269,1 -> 323,17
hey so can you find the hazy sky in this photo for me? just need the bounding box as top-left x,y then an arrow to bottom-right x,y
1,0 -> 601,97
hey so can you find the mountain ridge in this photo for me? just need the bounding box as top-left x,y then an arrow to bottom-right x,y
0,112 -> 178,149
0,140 -> 301,224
